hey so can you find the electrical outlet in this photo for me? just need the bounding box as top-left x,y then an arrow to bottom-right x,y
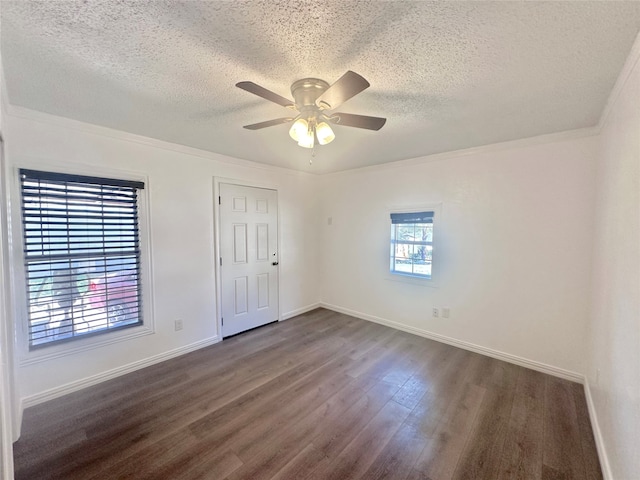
432,308 -> 439,318
175,319 -> 183,331
442,308 -> 450,319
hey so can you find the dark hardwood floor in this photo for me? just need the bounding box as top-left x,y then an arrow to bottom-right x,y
14,308 -> 602,479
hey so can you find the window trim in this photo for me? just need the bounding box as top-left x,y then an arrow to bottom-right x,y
10,164 -> 155,365
386,203 -> 442,288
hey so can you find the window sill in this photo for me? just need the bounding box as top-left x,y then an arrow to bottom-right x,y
385,273 -> 439,288
19,324 -> 154,366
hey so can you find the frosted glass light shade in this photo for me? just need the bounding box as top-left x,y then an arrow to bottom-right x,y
298,130 -> 314,148
316,122 -> 335,145
289,118 -> 308,142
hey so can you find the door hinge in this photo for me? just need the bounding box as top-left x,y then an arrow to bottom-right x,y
220,257 -> 222,266
218,196 -> 221,205
222,317 -> 224,326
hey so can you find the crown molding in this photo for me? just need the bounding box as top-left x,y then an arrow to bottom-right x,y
4,105 -> 316,178
6,105 -> 601,179
324,126 -> 600,178
598,31 -> 640,131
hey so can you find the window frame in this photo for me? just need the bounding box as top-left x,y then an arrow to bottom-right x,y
390,211 -> 434,279
386,204 -> 441,287
11,165 -> 155,365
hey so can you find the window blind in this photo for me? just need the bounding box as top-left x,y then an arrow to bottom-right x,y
390,211 -> 434,224
20,169 -> 145,348
389,210 -> 434,279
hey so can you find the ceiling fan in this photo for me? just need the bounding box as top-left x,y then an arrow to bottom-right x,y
236,71 -> 386,149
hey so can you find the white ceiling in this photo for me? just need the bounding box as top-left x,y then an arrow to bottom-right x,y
2,1 -> 640,174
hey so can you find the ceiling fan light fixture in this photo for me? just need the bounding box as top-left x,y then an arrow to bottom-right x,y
316,122 -> 335,145
289,118 -> 308,142
237,71 -> 386,152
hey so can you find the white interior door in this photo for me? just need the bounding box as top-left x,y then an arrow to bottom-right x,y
219,183 -> 279,337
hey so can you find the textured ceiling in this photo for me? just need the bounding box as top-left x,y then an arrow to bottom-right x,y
2,1 -> 640,174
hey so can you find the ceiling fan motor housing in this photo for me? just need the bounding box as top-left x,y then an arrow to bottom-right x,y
291,78 -> 330,110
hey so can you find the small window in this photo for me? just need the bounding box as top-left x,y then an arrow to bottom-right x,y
390,211 -> 433,279
20,169 -> 145,349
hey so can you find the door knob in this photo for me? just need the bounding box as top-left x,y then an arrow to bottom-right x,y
272,262 -> 279,266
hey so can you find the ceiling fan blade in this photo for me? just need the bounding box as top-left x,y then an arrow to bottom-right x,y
236,81 -> 295,109
315,71 -> 370,110
329,112 -> 386,130
243,117 -> 295,130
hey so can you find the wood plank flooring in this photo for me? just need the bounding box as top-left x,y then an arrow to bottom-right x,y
13,308 -> 602,480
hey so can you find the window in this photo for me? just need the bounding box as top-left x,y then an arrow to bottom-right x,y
390,211 -> 433,279
20,169 -> 145,349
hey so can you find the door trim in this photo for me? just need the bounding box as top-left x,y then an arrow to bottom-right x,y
212,177 -> 282,340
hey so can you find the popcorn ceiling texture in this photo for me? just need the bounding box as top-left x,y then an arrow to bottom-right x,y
2,1 -> 640,173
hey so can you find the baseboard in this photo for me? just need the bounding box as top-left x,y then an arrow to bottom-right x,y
15,398 -> 23,441
281,303 -> 321,321
320,303 -> 583,383
583,379 -> 613,480
20,335 -> 220,411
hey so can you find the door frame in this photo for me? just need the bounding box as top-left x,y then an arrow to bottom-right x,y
212,177 -> 282,339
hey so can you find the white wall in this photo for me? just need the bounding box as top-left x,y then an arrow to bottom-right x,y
3,108 -> 320,406
588,38 -> 640,479
2,43 -> 637,480
320,133 -> 598,376
0,31 -> 17,477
